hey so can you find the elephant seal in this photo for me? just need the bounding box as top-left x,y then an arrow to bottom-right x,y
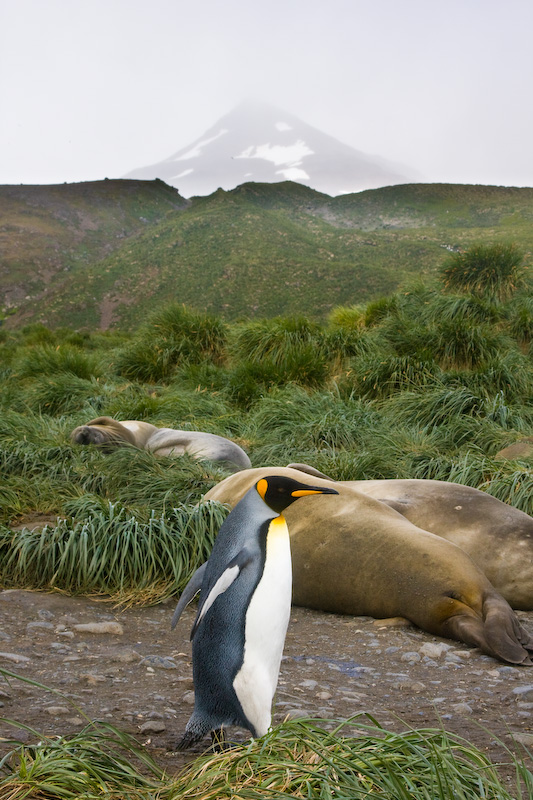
348,479 -> 533,611
289,468 -> 533,610
70,416 -> 252,472
202,467 -> 533,665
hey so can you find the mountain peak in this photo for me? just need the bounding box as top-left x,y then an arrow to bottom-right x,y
124,101 -> 415,197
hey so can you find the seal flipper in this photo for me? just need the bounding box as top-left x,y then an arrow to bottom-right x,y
171,562 -> 207,630
441,592 -> 533,665
286,463 -> 335,481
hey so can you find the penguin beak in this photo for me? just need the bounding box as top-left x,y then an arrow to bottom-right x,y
291,487 -> 339,497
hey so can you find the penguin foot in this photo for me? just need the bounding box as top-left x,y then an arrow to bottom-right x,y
210,727 -> 227,751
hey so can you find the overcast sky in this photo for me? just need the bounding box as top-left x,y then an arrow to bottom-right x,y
1,0 -> 532,190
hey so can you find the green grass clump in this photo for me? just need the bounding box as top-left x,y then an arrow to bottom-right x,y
115,305 -> 227,383
350,354 -> 443,399
16,344 -> 105,380
228,316 -> 330,388
407,453 -> 533,514
0,721 -> 164,799
1,715 -> 530,800
440,241 -> 529,302
246,385 -> 378,453
0,500 -> 228,605
23,375 -> 110,415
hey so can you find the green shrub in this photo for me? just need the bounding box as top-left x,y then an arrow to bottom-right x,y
349,354 -> 442,399
440,242 -> 529,302
505,294 -> 533,345
24,375 -> 109,415
17,344 -> 105,380
247,385 -> 378,451
229,315 -> 325,364
381,385 -> 486,429
115,305 -> 227,383
328,304 -> 366,329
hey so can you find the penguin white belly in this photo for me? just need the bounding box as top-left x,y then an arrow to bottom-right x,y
232,515 -> 292,737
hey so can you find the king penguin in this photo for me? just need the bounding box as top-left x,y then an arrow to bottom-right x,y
172,475 -> 339,749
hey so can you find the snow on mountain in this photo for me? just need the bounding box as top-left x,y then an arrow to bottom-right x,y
124,100 -> 416,197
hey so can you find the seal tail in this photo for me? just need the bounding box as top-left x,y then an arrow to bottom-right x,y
443,591 -> 533,665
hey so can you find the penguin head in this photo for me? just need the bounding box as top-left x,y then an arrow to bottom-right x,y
255,476 -> 339,515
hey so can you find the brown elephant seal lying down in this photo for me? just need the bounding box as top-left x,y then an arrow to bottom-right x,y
287,467 -> 533,611
70,416 -> 252,472
348,479 -> 533,611
202,467 -> 533,665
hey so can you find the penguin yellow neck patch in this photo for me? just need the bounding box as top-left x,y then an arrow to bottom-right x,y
256,479 -> 268,501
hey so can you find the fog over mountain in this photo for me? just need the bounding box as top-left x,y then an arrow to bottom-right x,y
124,101 -> 417,197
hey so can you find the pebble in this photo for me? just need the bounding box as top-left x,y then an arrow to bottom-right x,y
140,655 -> 178,670
283,708 -> 310,720
182,690 -> 195,705
44,705 -> 71,716
26,621 -> 54,633
0,652 -> 30,663
73,622 -> 124,635
66,717 -> 84,726
79,673 -> 107,685
451,703 -> 473,714
109,648 -> 140,664
391,679 -> 426,692
419,643 -> 450,659
512,685 -> 533,701
511,732 -> 533,746
140,720 -> 166,733
401,651 -> 421,663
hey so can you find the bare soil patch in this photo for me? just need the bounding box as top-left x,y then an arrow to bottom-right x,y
1,589 -> 532,778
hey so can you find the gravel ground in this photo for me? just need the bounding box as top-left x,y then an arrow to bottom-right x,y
1,588 -> 533,779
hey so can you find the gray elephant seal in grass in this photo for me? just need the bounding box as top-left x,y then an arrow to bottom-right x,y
70,416 -> 252,472
202,467 -> 533,665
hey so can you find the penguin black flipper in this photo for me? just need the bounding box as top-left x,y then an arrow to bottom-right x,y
171,562 -> 208,630
190,547 -> 254,641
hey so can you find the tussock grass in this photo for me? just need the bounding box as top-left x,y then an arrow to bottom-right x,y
0,500 -> 227,605
228,317 -> 331,390
505,295 -> 533,345
115,305 -> 227,383
86,448 -> 223,509
440,242 -> 529,302
350,354 -> 443,399
0,721 -> 164,799
229,316 -> 325,364
1,715 -> 530,800
380,385 -> 487,429
23,375 -> 111,415
16,344 -> 105,380
246,385 -> 378,451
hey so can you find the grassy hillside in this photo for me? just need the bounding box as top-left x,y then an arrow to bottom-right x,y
0,179 -> 188,327
2,180 -> 532,330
